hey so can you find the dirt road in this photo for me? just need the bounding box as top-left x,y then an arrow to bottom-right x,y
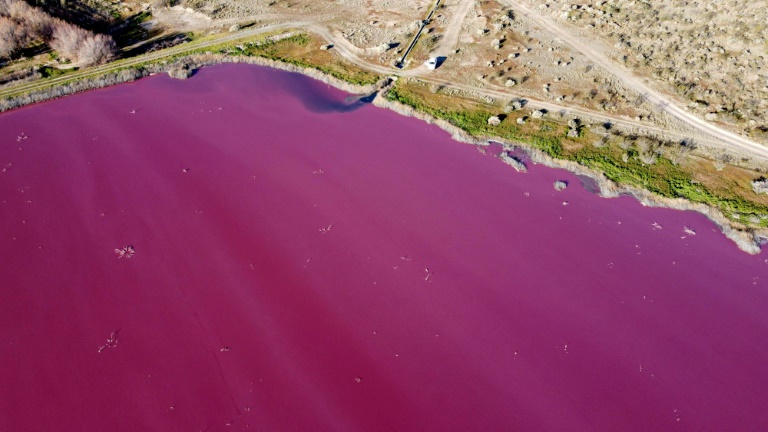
309,25 -> 752,154
433,0 -> 476,57
499,0 -> 768,159
4,6 -> 767,161
0,20 -> 317,100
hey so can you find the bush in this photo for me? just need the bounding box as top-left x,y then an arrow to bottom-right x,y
0,16 -> 28,58
0,0 -> 115,65
77,32 -> 115,65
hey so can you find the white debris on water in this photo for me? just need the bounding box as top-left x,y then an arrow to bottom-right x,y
115,245 -> 135,259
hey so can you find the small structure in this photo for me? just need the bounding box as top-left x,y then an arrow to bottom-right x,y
425,57 -> 438,70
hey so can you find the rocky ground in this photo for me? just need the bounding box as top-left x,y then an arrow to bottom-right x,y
519,0 -> 768,143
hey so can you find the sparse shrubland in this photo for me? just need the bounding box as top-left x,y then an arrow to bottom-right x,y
536,0 -> 768,140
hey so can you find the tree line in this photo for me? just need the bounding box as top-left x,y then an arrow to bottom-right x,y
0,0 -> 115,65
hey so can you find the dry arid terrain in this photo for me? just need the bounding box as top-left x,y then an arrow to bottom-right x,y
527,0 -> 768,141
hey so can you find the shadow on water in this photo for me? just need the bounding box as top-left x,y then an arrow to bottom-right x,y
276,71 -> 377,113
576,174 -> 601,195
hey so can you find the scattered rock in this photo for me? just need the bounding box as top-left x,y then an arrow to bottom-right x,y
554,180 -> 568,191
167,64 -> 193,79
229,24 -> 240,32
531,109 -> 545,119
487,116 -> 501,126
500,152 -> 527,172
752,177 -> 768,194
516,117 -> 526,124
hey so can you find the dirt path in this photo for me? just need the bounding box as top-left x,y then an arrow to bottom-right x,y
499,0 -> 768,159
433,0 -> 475,57
0,21 -> 316,100
306,25 -> 740,150
5,11 -> 767,161
308,24 -> 768,157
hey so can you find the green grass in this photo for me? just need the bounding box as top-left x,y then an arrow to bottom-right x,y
38,66 -> 70,79
387,86 -> 565,158
387,83 -> 768,226
219,34 -> 380,86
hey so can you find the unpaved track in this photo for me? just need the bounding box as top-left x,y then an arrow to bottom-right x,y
310,25 -> 744,153
4,9 -> 768,161
0,20 -> 316,100
433,0 -> 475,57
500,0 -> 768,159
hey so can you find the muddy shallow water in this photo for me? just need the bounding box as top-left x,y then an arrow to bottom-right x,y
1,64 -> 767,431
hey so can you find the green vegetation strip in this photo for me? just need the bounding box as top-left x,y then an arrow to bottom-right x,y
217,34 -> 380,86
387,85 -> 768,227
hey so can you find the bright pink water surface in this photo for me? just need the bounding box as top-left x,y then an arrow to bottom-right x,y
1,64 -> 768,431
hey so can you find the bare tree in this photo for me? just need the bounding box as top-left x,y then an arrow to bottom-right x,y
0,0 -> 14,16
0,16 -> 28,59
78,32 -> 115,65
49,21 -> 88,61
7,0 -> 30,19
22,6 -> 53,40
49,20 -> 116,65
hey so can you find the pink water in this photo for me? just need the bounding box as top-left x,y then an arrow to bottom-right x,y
1,64 -> 767,431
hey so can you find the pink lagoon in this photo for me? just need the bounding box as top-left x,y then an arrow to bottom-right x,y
1,64 -> 768,431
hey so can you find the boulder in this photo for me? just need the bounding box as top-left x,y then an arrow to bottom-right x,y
499,152 -> 528,172
167,64 -> 193,80
752,177 -> 768,194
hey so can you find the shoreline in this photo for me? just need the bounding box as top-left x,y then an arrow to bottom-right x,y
2,54 -> 765,254
371,92 -> 767,255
